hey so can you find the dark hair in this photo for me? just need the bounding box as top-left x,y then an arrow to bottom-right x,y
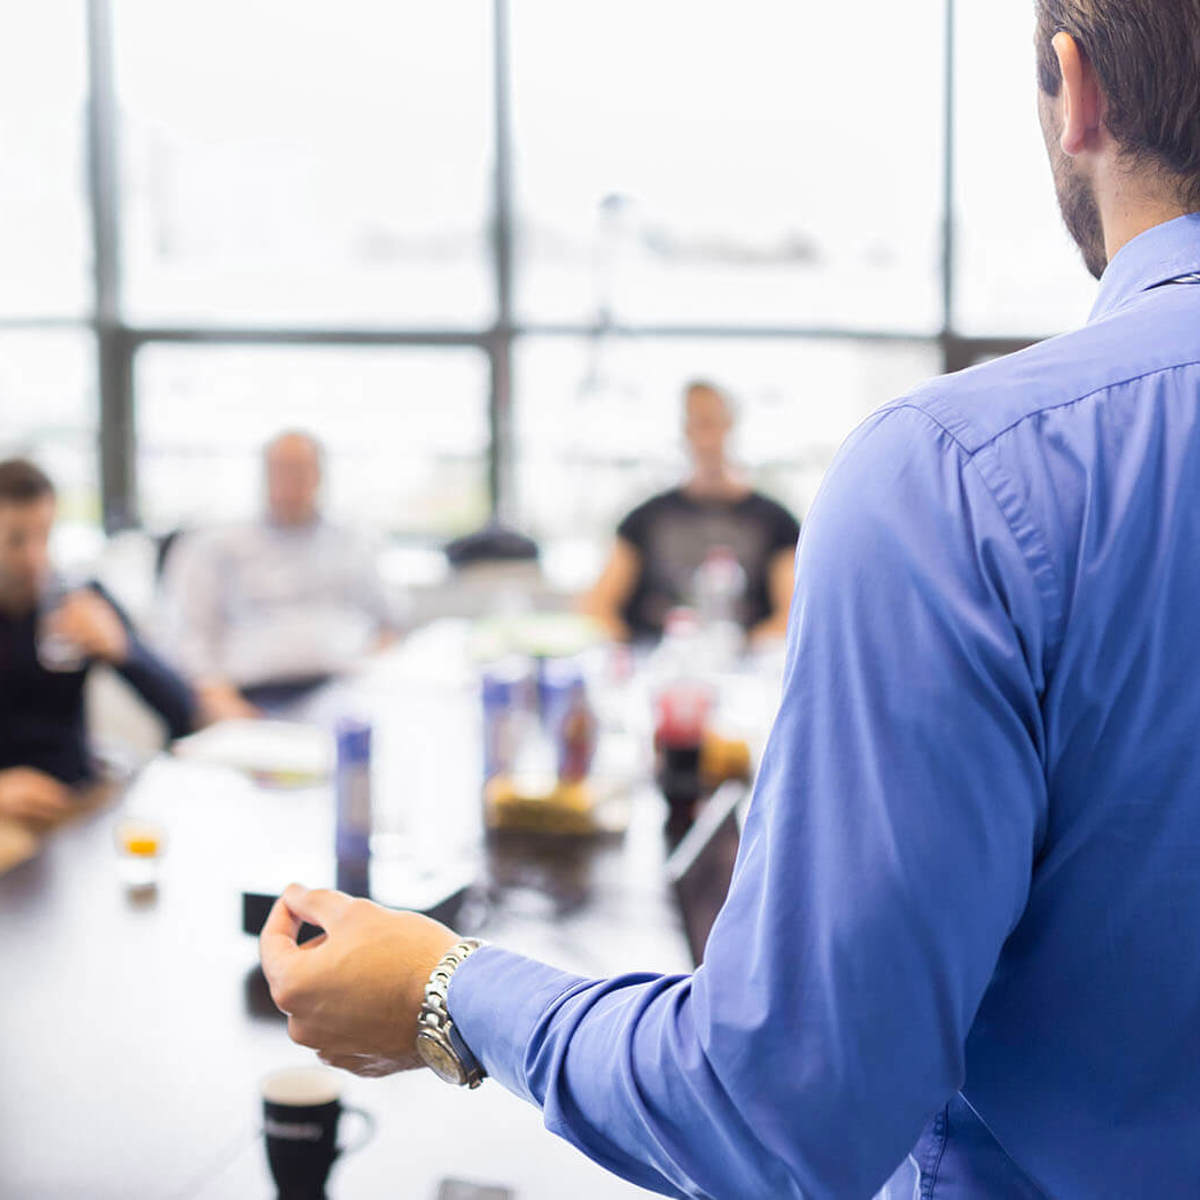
0,458 -> 55,505
1036,1 -> 1200,209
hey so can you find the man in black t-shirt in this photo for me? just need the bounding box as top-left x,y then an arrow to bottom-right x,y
0,459 -> 196,827
581,381 -> 800,642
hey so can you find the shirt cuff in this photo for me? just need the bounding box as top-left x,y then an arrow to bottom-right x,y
447,944 -> 586,1104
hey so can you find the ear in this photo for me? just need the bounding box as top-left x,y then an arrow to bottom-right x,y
1052,32 -> 1103,156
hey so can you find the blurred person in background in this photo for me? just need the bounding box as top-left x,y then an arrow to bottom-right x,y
162,430 -> 395,722
580,380 -> 799,644
0,459 -> 195,827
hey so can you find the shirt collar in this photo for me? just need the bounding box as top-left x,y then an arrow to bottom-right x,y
1089,212 -> 1200,322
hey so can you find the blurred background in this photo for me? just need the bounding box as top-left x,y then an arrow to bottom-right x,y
2,0 -> 1095,587
0,4 -> 1118,1196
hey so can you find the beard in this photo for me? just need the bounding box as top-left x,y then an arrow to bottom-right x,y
1039,92 -> 1109,280
1050,143 -> 1108,280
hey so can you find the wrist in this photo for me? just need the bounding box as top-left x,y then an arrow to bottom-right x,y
101,632 -> 131,665
415,938 -> 488,1087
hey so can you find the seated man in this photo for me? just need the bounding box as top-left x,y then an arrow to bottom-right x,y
162,430 -> 394,721
0,459 -> 196,826
581,380 -> 800,643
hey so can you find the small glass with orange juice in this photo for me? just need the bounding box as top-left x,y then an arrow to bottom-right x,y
114,817 -> 165,890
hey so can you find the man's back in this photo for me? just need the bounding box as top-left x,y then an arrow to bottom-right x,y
896,214 -> 1200,1195
439,218 -> 1200,1200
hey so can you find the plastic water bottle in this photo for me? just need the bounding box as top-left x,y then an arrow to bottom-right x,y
693,546 -> 746,668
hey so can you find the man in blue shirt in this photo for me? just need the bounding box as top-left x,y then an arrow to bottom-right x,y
261,5 -> 1200,1196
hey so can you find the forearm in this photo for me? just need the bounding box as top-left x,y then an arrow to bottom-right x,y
573,591 -> 630,642
747,609 -> 788,643
191,678 -> 264,724
750,550 -> 797,643
116,638 -> 198,740
449,949 -> 810,1199
586,608 -> 633,643
579,539 -> 640,643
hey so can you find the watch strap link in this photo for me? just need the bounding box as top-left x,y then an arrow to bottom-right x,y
418,938 -> 487,1087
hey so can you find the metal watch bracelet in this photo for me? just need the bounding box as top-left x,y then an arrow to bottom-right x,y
415,938 -> 487,1088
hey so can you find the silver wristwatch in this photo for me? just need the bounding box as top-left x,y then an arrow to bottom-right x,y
415,938 -> 487,1088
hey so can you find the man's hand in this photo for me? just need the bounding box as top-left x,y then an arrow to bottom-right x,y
197,681 -> 263,725
45,590 -> 129,665
0,767 -> 74,828
260,884 -> 460,1077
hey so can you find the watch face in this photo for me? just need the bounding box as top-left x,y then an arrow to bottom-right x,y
417,1031 -> 465,1086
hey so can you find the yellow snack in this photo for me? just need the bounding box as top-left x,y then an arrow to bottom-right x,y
485,776 -> 598,835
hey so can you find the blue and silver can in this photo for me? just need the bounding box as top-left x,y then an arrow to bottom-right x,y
538,655 -> 583,737
335,716 -> 373,864
481,658 -> 530,779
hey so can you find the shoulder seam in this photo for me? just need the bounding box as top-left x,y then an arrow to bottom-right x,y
941,354 -> 1200,455
885,403 -> 1066,673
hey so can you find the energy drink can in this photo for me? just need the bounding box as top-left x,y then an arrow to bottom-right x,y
335,716 -> 372,865
481,659 -> 531,779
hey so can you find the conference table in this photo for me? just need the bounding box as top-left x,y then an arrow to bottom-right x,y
1,622 -> 779,1199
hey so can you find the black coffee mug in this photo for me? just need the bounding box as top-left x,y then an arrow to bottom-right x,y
261,1067 -> 374,1200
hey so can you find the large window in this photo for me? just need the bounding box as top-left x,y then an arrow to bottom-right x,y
0,331 -> 99,521
953,3 -> 1098,335
510,1 -> 945,333
114,1 -> 495,328
3,1 -> 1104,543
135,344 -> 490,535
0,2 -> 97,528
0,5 -> 91,319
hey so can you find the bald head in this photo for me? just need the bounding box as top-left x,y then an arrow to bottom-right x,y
264,431 -> 323,527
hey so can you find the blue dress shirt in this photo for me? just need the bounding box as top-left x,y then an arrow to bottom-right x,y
450,214 -> 1200,1199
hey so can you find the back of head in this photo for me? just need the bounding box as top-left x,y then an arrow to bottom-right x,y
1036,0 -> 1200,209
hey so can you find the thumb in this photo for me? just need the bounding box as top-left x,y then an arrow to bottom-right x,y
281,883 -> 355,931
259,893 -> 302,990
